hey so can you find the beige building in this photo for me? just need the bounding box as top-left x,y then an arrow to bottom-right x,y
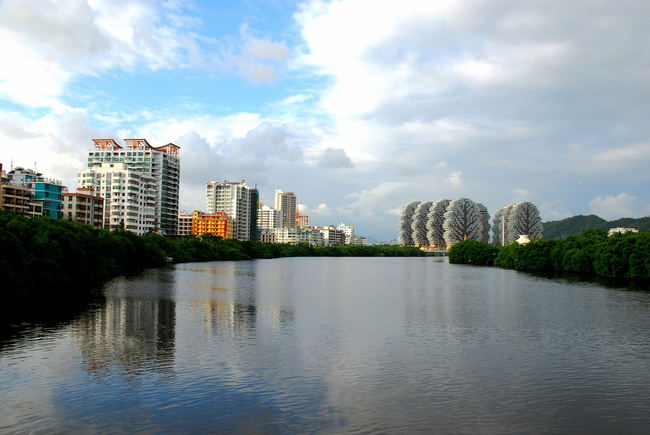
178,212 -> 193,236
63,187 -> 104,228
274,190 -> 297,228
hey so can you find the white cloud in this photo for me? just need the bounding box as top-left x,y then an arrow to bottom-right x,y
1,0 -> 649,241
588,193 -> 648,221
313,203 -> 332,216
539,200 -> 573,222
336,181 -> 409,220
234,24 -> 291,83
444,171 -> 463,188
279,94 -> 313,105
319,148 -> 354,168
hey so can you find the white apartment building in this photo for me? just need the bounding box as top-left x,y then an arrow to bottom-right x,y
313,226 -> 346,246
78,162 -> 157,235
206,180 -> 253,241
258,227 -> 325,245
337,223 -> 355,244
83,138 -> 181,235
258,205 -> 283,229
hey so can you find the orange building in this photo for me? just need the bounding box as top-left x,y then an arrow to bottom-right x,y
192,210 -> 233,239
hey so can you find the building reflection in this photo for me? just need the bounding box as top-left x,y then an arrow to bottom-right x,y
189,261 -> 296,339
72,272 -> 176,378
200,299 -> 256,340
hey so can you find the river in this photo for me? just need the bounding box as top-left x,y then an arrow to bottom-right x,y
1,257 -> 649,433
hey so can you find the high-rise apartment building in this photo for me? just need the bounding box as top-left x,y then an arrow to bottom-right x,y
274,190 -> 297,228
78,162 -> 158,235
206,180 -> 255,241
81,138 -> 180,235
249,187 -> 259,242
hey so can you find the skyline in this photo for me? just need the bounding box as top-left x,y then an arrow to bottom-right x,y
1,0 -> 648,242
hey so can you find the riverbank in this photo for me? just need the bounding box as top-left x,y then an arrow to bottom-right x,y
448,230 -> 650,280
0,210 -> 425,305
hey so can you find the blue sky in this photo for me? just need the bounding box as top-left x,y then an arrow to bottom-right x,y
1,0 -> 649,241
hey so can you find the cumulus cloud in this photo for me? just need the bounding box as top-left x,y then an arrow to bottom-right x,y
337,182 -> 409,219
0,0 -> 197,108
319,148 -> 354,168
312,203 -> 332,216
1,0 -> 649,240
0,109 -> 118,188
295,1 -> 650,165
588,193 -> 647,221
444,171 -> 463,188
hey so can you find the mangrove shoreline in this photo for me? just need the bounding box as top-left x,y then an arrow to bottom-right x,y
448,229 -> 650,281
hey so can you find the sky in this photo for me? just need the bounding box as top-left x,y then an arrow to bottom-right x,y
1,0 -> 649,242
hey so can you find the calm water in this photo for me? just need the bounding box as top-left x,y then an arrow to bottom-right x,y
2,257 -> 650,433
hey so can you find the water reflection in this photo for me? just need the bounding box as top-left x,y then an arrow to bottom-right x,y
2,257 -> 650,433
73,269 -> 176,378
176,261 -> 296,340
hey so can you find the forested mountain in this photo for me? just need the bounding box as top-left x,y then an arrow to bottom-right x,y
543,214 -> 650,239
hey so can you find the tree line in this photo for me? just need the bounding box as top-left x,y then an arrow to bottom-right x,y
448,229 -> 650,279
0,210 -> 425,303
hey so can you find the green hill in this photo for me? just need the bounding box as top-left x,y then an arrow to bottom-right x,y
542,214 -> 650,239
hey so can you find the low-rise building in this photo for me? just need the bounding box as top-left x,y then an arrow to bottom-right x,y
297,213 -> 309,226
0,169 -> 43,217
192,210 -> 232,239
178,212 -> 193,236
608,227 -> 638,236
258,227 -> 325,245
63,187 -> 104,228
351,236 -> 367,245
4,166 -> 63,218
313,226 -> 346,246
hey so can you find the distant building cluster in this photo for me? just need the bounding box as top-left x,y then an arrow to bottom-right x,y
183,183 -> 364,246
2,139 -> 367,245
399,198 -> 543,248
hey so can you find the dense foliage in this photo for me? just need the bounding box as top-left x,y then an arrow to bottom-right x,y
0,210 -> 425,303
448,239 -> 499,266
450,228 -> 650,279
542,214 -> 650,239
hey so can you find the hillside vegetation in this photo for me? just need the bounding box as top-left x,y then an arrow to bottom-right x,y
542,214 -> 650,239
